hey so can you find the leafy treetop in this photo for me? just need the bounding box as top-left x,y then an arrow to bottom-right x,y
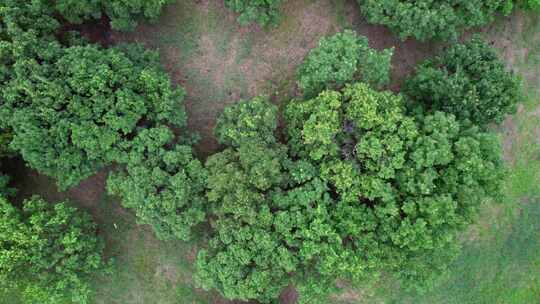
297,30 -> 393,98
54,0 -> 176,31
0,196 -> 106,304
405,38 -> 522,126
107,126 -> 207,241
225,0 -> 284,28
357,0 -> 506,41
0,43 -> 186,190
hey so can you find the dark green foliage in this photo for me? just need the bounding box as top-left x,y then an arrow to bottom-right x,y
55,0 -> 176,31
286,83 -> 504,290
0,196 -> 105,303
225,0 -> 284,27
0,43 -> 186,189
214,96 -> 278,147
502,0 -> 540,13
297,30 -> 393,97
358,0 -> 505,41
107,127 -> 207,241
405,38 -> 522,126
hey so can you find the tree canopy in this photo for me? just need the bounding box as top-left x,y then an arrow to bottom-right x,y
0,196 -> 106,304
55,0 -> 176,31
405,38 -> 522,126
286,82 -> 504,292
297,30 -> 393,97
107,126 -> 207,241
225,0 -> 284,27
0,43 -> 186,190
357,0 -> 506,41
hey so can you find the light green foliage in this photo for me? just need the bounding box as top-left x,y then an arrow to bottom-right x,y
405,38 -> 522,126
55,0 -> 176,31
225,0 -> 284,27
107,127 -> 207,241
196,100 -> 342,303
297,30 -> 393,97
358,0 -> 505,41
0,43 -> 186,189
0,196 -> 105,304
286,83 -> 505,290
214,96 -> 278,147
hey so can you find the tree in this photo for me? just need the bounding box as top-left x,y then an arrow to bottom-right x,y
0,196 -> 106,304
405,38 -> 522,126
285,83 -> 504,291
225,0 -> 284,27
357,0 -> 506,41
54,0 -> 176,31
297,30 -> 393,98
107,126 -> 207,241
0,43 -> 186,190
196,98 -> 341,303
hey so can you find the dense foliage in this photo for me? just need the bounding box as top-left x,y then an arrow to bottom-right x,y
55,0 -> 176,31
0,43 -> 186,190
405,38 -> 522,126
297,30 -> 393,97
196,86 -> 505,303
107,127 -> 207,241
357,0 -> 506,41
286,83 -> 504,292
0,196 -> 105,303
225,0 -> 284,27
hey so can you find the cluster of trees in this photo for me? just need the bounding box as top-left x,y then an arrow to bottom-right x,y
193,32 -> 519,303
0,1 -> 192,302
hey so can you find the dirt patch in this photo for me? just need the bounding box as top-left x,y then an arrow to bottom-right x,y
501,116 -> 519,166
279,285 -> 298,304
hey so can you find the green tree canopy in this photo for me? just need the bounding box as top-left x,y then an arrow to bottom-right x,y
297,30 -> 393,98
285,83 -> 504,292
405,38 -> 522,126
225,0 -> 284,27
0,196 -> 106,303
357,0 -> 506,41
107,126 -> 207,241
54,0 -> 176,31
0,43 -> 186,189
198,85 -> 504,303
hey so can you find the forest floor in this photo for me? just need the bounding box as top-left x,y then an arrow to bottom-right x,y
6,1 -> 540,303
